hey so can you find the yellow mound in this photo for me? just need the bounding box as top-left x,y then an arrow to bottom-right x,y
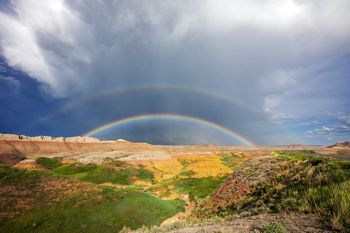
176,154 -> 232,178
134,154 -> 233,182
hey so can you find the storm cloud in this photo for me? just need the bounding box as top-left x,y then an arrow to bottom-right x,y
0,0 -> 349,145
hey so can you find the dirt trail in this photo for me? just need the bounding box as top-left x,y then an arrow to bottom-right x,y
160,155 -> 259,227
161,195 -> 195,226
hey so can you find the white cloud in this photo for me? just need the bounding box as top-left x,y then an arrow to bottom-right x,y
306,120 -> 350,142
264,95 -> 281,112
329,112 -> 350,125
261,70 -> 296,92
0,11 -> 56,87
203,0 -> 307,30
0,0 -> 90,96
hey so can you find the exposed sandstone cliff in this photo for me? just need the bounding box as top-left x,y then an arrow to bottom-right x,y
0,134 -> 101,143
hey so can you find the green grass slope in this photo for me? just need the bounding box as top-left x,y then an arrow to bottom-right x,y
0,165 -> 184,233
49,160 -> 154,185
222,152 -> 350,231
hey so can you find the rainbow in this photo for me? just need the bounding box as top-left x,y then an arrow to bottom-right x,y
75,84 -> 263,116
47,84 -> 262,118
28,83 -> 268,131
84,114 -> 255,146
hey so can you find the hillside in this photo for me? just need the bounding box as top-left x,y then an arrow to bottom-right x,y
178,152 -> 350,232
327,141 -> 350,156
125,152 -> 349,232
328,141 -> 350,148
1,135 -> 350,232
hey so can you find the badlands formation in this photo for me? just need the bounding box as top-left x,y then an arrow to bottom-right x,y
1,133 -> 350,232
0,133 -> 338,165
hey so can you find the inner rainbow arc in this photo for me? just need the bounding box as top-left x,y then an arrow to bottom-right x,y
84,114 -> 255,146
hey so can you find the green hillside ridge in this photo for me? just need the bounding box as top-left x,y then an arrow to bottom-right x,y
202,151 -> 350,231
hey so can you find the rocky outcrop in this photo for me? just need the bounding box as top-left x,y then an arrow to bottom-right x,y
204,156 -> 284,211
0,133 -> 172,164
0,134 -> 21,140
0,134 -> 100,143
0,152 -> 26,166
327,141 -> 350,156
13,159 -> 45,170
328,141 -> 350,148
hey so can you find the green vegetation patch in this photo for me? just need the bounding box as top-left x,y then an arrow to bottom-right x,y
177,159 -> 192,168
174,176 -> 228,198
148,168 -> 228,199
53,163 -> 154,185
36,157 -> 62,169
0,166 -> 184,233
54,163 -> 96,177
137,167 -> 154,182
271,150 -> 316,160
219,153 -> 240,169
178,170 -> 195,178
0,164 -> 44,187
0,188 -> 184,233
263,222 -> 287,233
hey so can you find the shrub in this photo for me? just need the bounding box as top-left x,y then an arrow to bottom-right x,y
36,157 -> 61,169
220,153 -> 239,169
263,221 -> 287,233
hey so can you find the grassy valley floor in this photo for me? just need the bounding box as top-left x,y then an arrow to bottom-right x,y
1,150 -> 349,232
0,153 -> 244,232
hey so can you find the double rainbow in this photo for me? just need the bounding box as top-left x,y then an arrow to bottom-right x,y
84,113 -> 255,146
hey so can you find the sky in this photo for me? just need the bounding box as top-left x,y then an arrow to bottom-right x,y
0,0 -> 349,146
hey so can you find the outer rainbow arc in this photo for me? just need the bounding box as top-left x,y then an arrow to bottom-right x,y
78,84 -> 262,116
28,83 -> 269,132
84,114 -> 255,146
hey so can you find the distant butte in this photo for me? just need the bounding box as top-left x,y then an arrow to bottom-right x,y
328,141 -> 350,148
